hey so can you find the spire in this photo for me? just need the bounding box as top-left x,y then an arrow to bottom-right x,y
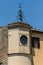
15,3 -> 28,23
18,3 -> 23,22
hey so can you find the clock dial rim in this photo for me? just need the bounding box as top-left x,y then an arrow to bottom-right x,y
20,35 -> 28,45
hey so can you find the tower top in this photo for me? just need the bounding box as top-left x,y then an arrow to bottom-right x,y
8,4 -> 32,29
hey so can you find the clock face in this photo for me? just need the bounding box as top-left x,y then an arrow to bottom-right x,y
20,35 -> 28,45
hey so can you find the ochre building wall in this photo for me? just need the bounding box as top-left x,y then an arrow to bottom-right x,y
32,32 -> 43,65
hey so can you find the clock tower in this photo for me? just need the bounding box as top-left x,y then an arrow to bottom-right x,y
8,4 -> 32,65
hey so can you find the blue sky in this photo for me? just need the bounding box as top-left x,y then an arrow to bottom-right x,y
0,0 -> 43,31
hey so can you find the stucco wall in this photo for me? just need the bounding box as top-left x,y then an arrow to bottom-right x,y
0,28 -> 8,65
8,28 -> 31,54
8,56 -> 31,65
8,29 -> 19,53
0,28 -> 3,63
32,32 -> 43,65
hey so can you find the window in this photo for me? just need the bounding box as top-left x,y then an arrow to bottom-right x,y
31,37 -> 40,48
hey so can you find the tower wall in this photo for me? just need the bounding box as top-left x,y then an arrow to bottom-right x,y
8,28 -> 31,54
8,55 -> 31,65
8,27 -> 32,65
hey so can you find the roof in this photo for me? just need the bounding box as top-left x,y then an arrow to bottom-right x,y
32,30 -> 43,33
8,22 -> 32,29
6,21 -> 43,33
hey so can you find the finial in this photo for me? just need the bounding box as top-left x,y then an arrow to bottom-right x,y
15,3 -> 28,23
18,3 -> 23,22
19,3 -> 22,8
